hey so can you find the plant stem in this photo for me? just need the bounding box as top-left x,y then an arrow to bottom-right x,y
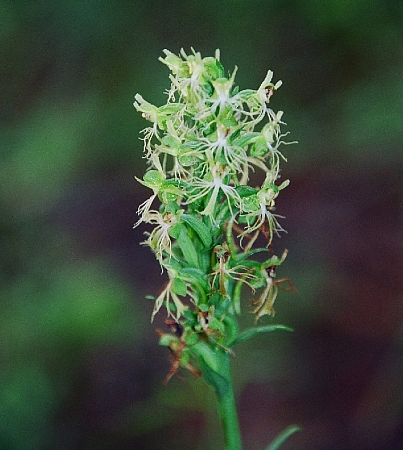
194,342 -> 242,450
215,354 -> 242,450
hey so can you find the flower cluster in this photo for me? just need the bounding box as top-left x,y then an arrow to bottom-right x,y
134,48 -> 293,331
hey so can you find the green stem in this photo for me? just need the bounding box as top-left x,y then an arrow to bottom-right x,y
215,356 -> 241,450
193,341 -> 242,450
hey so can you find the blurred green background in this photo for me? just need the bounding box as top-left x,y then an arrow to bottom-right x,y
1,1 -> 402,449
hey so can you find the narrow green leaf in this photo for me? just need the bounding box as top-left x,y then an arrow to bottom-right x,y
223,314 -> 239,347
230,325 -> 293,346
265,425 -> 301,450
232,279 -> 243,315
235,185 -> 258,198
181,214 -> 212,248
177,225 -> 199,268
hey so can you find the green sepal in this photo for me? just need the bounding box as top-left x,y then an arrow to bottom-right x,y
158,334 -> 177,347
215,60 -> 225,78
193,322 -> 203,332
158,134 -> 180,156
260,254 -> 285,269
163,177 -> 185,189
265,425 -> 301,450
229,324 -> 293,346
136,170 -> 164,189
198,303 -> 209,313
163,202 -> 181,214
231,85 -> 239,96
184,332 -> 200,346
235,247 -> 270,263
178,142 -> 205,166
202,81 -> 214,97
250,136 -> 268,157
181,214 -> 212,248
209,317 -> 225,335
220,115 -> 238,128
204,58 -> 225,80
158,180 -> 183,203
228,127 -> 241,143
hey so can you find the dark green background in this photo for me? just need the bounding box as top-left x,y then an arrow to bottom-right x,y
1,1 -> 402,449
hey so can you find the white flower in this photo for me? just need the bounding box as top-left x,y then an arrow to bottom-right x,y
142,210 -> 180,262
197,67 -> 238,118
256,70 -> 282,106
186,163 -> 241,220
151,276 -> 188,322
240,173 -> 289,242
133,193 -> 157,228
198,124 -> 248,173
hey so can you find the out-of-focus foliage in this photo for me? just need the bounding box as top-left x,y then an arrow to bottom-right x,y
1,0 -> 402,449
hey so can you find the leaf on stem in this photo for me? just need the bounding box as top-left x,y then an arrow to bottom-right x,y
176,223 -> 200,268
229,324 -> 293,346
264,425 -> 301,450
181,213 -> 212,248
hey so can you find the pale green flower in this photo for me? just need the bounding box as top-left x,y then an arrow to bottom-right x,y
256,70 -> 282,107
240,173 -> 289,241
186,163 -> 241,220
151,275 -> 188,322
163,48 -> 208,104
231,70 -> 282,128
142,209 -> 182,262
188,123 -> 248,174
194,67 -> 239,120
250,268 -> 278,322
133,169 -> 166,228
134,93 -> 185,156
133,193 -> 158,228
